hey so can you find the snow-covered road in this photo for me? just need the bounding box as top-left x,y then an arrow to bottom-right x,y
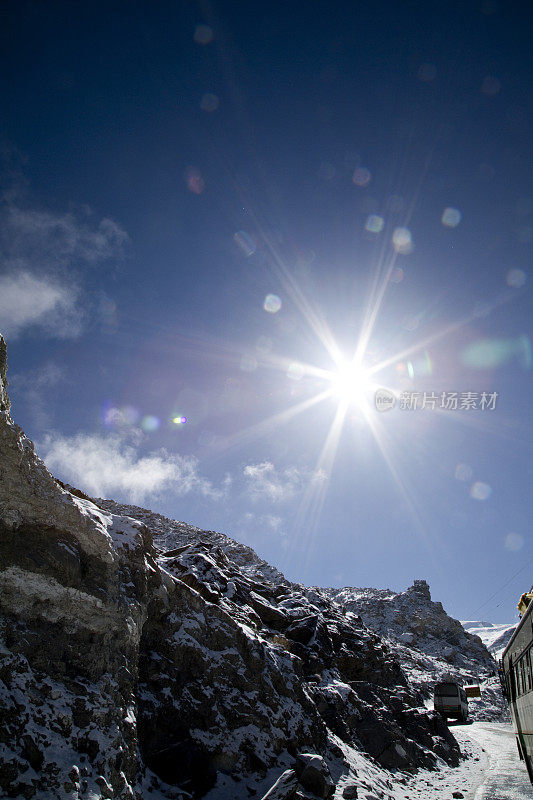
399,722 -> 532,800
456,722 -> 532,800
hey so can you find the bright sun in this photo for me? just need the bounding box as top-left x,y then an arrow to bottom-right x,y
330,361 -> 373,407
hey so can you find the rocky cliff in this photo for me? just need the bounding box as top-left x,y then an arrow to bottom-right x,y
0,335 -> 473,799
324,582 -> 504,720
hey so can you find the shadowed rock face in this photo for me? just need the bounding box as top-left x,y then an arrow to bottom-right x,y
0,335 -> 461,799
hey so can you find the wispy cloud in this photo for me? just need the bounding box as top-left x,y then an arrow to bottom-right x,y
10,361 -> 66,429
243,460 -> 325,503
243,512 -> 283,532
1,206 -> 129,267
0,271 -> 81,339
39,433 -> 227,504
0,174 -> 129,340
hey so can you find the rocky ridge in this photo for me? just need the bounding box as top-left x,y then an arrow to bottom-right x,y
0,335 -> 492,799
324,583 -> 504,720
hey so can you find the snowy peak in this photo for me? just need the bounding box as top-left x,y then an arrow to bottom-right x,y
322,579 -> 506,722
461,620 -> 517,661
324,580 -> 495,673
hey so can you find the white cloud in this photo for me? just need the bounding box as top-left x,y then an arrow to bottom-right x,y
504,532 -> 524,552
2,207 -> 129,266
0,192 -> 129,340
261,513 -> 283,531
244,461 -> 302,503
243,461 -> 325,504
0,271 -> 81,339
11,361 -> 65,392
39,432 -> 226,504
242,511 -> 283,532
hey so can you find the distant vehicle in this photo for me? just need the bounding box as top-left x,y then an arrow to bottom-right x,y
500,586 -> 533,783
433,681 -> 469,722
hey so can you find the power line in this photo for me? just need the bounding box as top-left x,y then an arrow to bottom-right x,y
470,555 -> 533,617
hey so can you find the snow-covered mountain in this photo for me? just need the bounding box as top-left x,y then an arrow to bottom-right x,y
323,583 -> 506,721
460,620 -> 517,661
0,336 -> 508,800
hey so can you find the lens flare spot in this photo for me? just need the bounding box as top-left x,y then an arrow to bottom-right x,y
234,230 -> 256,257
200,93 -> 219,112
141,415 -> 161,433
455,463 -> 473,482
185,167 -> 205,195
506,268 -> 526,288
470,481 -> 492,501
442,207 -> 462,227
461,337 -> 531,369
172,416 -> 187,425
505,532 -> 524,551
392,227 -> 413,254
263,294 -> 282,313
365,214 -> 384,233
353,167 -> 372,187
194,24 -> 213,44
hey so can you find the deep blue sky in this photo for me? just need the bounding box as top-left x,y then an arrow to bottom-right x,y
1,0 -> 532,622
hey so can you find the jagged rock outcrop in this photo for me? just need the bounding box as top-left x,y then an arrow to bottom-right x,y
326,580 -> 495,672
324,580 -> 505,720
0,335 -> 462,799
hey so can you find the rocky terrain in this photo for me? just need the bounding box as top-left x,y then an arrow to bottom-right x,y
0,335 -> 503,800
324,584 -> 505,721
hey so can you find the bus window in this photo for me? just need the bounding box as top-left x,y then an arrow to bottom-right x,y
516,664 -> 522,696
510,663 -> 517,701
435,683 -> 459,696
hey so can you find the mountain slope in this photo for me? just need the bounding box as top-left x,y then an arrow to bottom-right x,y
0,335 -> 497,799
324,582 -> 506,721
